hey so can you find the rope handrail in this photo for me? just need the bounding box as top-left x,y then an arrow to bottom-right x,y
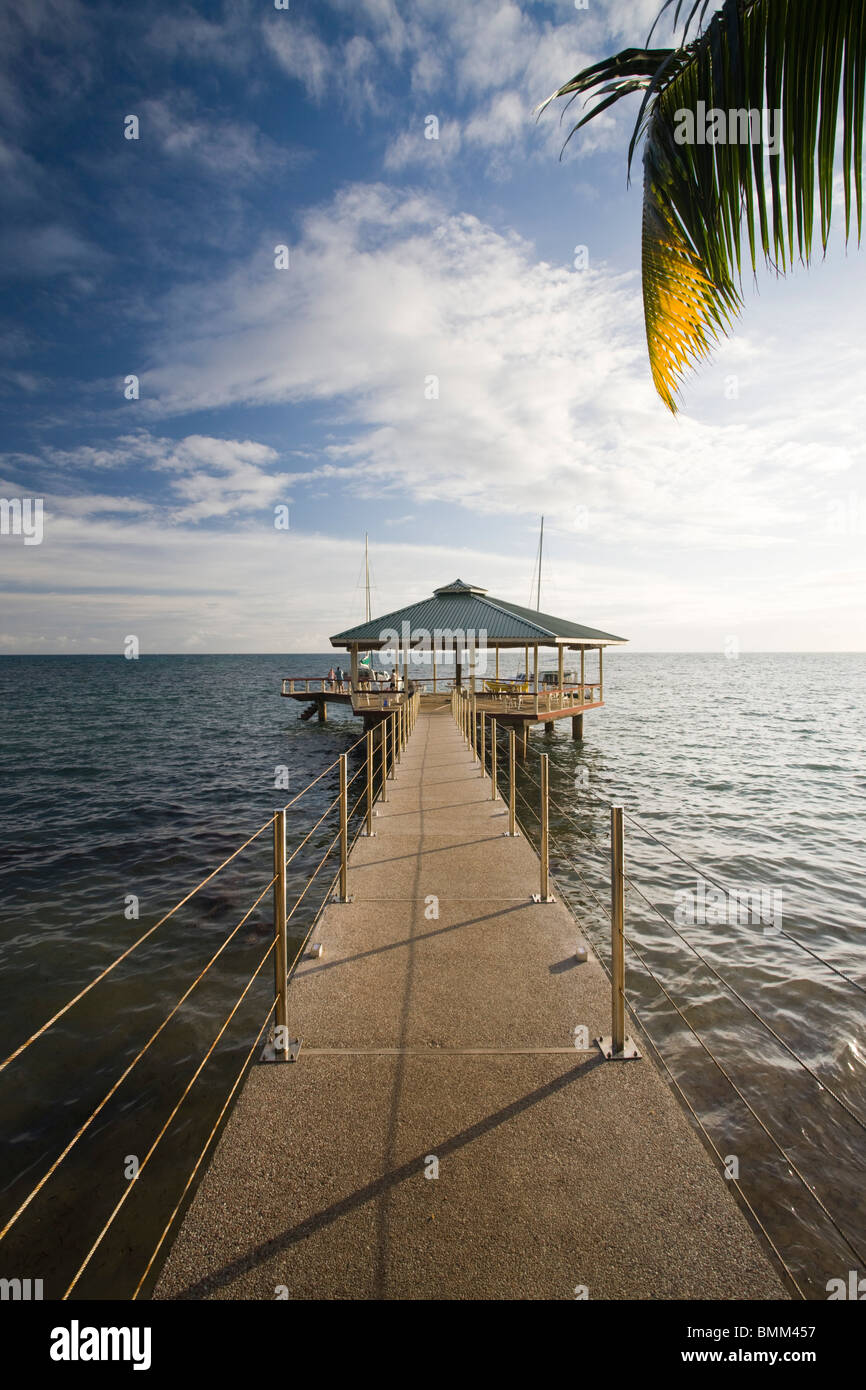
547,828 -> 613,922
620,926 -> 866,1270
551,875 -> 806,1299
1,725 -> 372,1074
284,791 -> 342,871
62,935 -> 278,1297
0,873 -> 279,1244
0,811 -> 277,1075
135,775 -> 376,1295
132,994 -> 276,1299
621,872 -> 866,1135
622,809 -> 866,991
506,738 -> 866,1001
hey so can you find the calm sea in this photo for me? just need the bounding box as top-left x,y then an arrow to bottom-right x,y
0,652 -> 864,1299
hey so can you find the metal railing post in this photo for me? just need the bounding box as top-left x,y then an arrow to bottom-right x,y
273,809 -> 288,1060
381,720 -> 388,801
338,753 -> 349,902
507,729 -> 518,835
490,718 -> 497,800
540,753 -> 549,899
532,753 -> 553,902
480,711 -> 486,777
364,728 -> 374,835
596,806 -> 639,1058
611,805 -> 625,1051
389,713 -> 396,779
471,696 -> 478,762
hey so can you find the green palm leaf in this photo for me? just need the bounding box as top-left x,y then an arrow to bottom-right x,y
540,0 -> 866,412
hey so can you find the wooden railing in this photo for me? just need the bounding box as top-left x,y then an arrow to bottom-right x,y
473,684 -> 603,713
282,677 -> 351,696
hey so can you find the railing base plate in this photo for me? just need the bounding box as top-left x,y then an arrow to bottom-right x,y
330,893 -> 354,903
261,1037 -> 303,1064
595,1036 -> 641,1061
531,893 -> 556,903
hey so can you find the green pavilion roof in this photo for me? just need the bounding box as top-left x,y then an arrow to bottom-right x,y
330,579 -> 627,649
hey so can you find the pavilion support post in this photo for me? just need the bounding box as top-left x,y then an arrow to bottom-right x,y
572,714 -> 584,740
524,644 -> 528,687
580,647 -> 585,702
433,647 -> 437,693
533,644 -> 539,694
599,645 -> 604,702
558,644 -> 564,694
350,647 -> 359,690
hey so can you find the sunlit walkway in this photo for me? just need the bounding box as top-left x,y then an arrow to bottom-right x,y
155,710 -> 787,1300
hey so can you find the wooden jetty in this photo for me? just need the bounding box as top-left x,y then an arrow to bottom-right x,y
283,578 -> 627,742
155,705 -> 786,1301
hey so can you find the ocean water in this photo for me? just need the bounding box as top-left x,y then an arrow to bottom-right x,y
0,652 -> 863,1299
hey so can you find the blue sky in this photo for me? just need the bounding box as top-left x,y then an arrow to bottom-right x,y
1,0 -> 864,653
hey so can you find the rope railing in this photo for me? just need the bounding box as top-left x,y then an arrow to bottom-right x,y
0,871 -> 279,1245
0,733 -> 377,1078
0,811 -> 277,1075
489,712 -> 865,1007
62,936 -> 279,1297
620,871 -> 866,1134
131,995 -> 276,1300
619,926 -> 866,1273
0,708 -> 411,1299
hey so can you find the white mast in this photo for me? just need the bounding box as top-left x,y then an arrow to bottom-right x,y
364,532 -> 371,623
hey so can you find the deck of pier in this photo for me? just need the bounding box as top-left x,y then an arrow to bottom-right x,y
155,709 -> 787,1301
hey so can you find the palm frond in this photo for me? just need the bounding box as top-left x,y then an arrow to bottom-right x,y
544,0 -> 866,412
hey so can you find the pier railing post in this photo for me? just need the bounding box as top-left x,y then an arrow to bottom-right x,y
480,711 -> 486,778
611,804 -> 624,1049
490,718 -> 497,800
381,721 -> 388,801
389,713 -> 396,779
364,728 -> 374,836
471,696 -> 478,762
272,808 -> 289,1060
532,753 -> 554,903
507,729 -> 518,836
338,754 -> 349,902
597,806 -> 639,1060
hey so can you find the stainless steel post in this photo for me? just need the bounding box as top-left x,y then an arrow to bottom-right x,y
273,809 -> 288,1059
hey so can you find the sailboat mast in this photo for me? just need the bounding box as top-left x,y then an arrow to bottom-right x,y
364,533 -> 371,623
536,516 -> 544,610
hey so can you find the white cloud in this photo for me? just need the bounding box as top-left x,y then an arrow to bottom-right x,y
52,182 -> 861,593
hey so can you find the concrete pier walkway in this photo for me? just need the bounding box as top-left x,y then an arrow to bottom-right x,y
155,710 -> 787,1301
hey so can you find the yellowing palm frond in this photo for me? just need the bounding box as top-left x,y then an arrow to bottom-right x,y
541,0 -> 866,412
